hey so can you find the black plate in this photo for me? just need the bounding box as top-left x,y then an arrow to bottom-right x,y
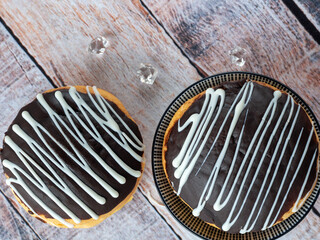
152,72 -> 320,240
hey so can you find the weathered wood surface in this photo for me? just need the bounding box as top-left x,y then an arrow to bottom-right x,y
0,23 -> 52,240
0,0 -> 319,239
0,189 -> 39,240
0,27 -> 53,148
0,22 -> 181,240
143,0 -> 320,117
294,0 -> 320,31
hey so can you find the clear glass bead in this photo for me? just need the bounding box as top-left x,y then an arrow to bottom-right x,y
88,36 -> 109,55
228,46 -> 247,67
137,63 -> 158,85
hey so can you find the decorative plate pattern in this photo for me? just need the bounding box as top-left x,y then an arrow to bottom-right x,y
152,72 -> 320,240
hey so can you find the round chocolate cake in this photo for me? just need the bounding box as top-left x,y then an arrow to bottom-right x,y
1,86 -> 144,228
163,80 -> 319,234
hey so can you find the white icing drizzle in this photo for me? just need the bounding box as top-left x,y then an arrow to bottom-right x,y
192,82 -> 254,217
20,111 -> 115,200
171,81 -> 317,233
217,90 -> 287,216
237,97 -> 296,233
292,149 -> 318,212
263,126 -> 316,230
211,107 -> 249,211
174,88 -> 226,195
3,86 -> 144,228
195,82 -> 252,175
237,95 -> 292,233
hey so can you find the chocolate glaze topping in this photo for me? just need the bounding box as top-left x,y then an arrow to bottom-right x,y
2,86 -> 144,227
165,81 -> 319,233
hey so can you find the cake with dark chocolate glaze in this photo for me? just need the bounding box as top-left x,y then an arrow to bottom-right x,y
1,86 -> 144,228
163,80 -> 319,233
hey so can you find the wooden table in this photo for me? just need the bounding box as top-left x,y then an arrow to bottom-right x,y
0,0 -> 319,239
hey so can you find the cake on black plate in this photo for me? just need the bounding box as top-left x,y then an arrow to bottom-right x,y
163,80 -> 319,233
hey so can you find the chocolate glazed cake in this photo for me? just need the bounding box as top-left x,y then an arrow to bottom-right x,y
163,80 -> 319,234
1,86 -> 144,228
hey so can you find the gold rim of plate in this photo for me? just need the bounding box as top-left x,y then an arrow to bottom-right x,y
152,72 -> 320,240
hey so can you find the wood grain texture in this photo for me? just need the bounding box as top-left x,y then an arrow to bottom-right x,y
143,0 -> 320,118
0,189 -> 40,240
0,23 -> 52,240
0,0 -> 202,239
0,25 -> 53,149
294,0 -> 320,31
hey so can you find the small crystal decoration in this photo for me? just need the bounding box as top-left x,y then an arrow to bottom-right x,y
137,63 -> 158,84
88,36 -> 109,54
228,46 -> 247,67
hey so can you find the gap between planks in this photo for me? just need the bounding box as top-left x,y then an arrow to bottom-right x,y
312,207 -> 320,218
138,188 -> 183,240
0,17 -> 59,88
139,0 -> 207,78
0,188 -> 43,240
140,0 -> 320,77
282,0 -> 320,44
